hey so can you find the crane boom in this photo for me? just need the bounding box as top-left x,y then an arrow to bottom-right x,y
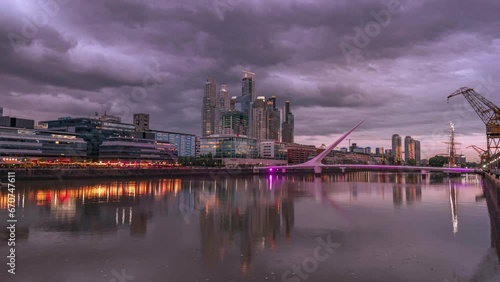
447,87 -> 500,125
467,145 -> 487,154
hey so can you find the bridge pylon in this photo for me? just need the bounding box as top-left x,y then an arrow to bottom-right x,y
314,166 -> 322,176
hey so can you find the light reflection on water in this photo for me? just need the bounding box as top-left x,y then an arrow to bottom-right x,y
0,172 -> 498,282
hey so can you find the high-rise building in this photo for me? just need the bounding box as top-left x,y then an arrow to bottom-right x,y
392,134 -> 403,163
414,140 -> 421,163
214,83 -> 230,134
201,79 -> 217,137
405,136 -> 416,163
0,107 -> 3,117
267,96 -> 280,141
251,96 -> 268,140
282,101 -> 294,143
234,71 -> 256,131
133,113 -> 150,131
242,70 -> 256,101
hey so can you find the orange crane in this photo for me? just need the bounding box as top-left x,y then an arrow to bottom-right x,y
467,145 -> 488,166
448,87 -> 500,169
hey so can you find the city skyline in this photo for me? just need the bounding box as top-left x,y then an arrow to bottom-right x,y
1,0 -> 499,161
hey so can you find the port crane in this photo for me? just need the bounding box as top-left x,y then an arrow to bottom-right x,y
448,87 -> 500,169
467,145 -> 488,166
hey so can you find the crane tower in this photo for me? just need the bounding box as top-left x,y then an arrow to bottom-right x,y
447,87 -> 500,169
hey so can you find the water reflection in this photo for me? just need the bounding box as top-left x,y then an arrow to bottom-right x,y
0,172 -> 498,280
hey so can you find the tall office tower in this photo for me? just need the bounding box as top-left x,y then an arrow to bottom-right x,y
251,96 -> 268,140
133,113 -> 150,131
214,83 -> 230,134
414,140 -> 421,163
242,70 -> 256,101
404,136 -> 416,162
267,96 -> 281,141
392,134 -> 403,162
0,107 -> 3,117
201,79 -> 217,137
236,70 -> 256,131
282,101 -> 294,143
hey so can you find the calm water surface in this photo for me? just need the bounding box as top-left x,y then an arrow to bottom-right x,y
0,172 -> 499,282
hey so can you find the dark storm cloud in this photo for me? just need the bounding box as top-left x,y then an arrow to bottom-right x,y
1,0 -> 499,159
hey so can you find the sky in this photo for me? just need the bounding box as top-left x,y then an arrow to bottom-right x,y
0,0 -> 499,161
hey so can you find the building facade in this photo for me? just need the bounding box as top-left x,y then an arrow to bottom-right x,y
286,143 -> 317,164
282,101 -> 294,143
41,117 -> 137,159
133,113 -> 150,132
267,96 -> 281,142
392,134 -> 403,163
414,140 -> 421,163
214,83 -> 230,134
153,130 -> 196,157
221,111 -> 248,136
259,140 -> 288,160
202,79 -> 217,137
242,70 -> 256,102
199,135 -> 258,159
0,116 -> 35,129
99,137 -> 177,162
0,126 -> 87,163
251,97 -> 268,140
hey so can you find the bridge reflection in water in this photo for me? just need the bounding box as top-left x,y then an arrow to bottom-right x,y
0,173 -> 499,281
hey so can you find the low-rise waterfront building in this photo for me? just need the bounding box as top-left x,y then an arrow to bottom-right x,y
152,130 -> 196,157
200,135 -> 258,159
259,140 -> 288,160
99,137 -> 177,163
286,143 -> 317,164
0,126 -> 87,163
199,135 -> 287,167
41,117 -> 136,159
0,116 -> 35,129
41,116 -> 197,159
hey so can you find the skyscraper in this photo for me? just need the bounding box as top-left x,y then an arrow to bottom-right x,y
214,83 -> 230,134
267,96 -> 281,141
392,134 -> 402,163
404,136 -> 415,163
0,107 -> 3,117
242,70 -> 256,101
133,113 -> 150,132
201,79 -> 217,137
414,140 -> 421,163
282,101 -> 294,143
235,71 -> 256,131
251,96 -> 268,140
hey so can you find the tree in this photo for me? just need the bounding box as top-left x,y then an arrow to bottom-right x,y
407,159 -> 417,166
428,155 -> 448,167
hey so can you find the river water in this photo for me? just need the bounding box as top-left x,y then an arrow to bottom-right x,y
0,172 -> 499,282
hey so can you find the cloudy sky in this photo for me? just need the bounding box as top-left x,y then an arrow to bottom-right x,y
1,0 -> 499,161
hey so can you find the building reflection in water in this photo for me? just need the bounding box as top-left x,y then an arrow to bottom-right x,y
0,179 -> 184,237
197,176 -> 295,273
